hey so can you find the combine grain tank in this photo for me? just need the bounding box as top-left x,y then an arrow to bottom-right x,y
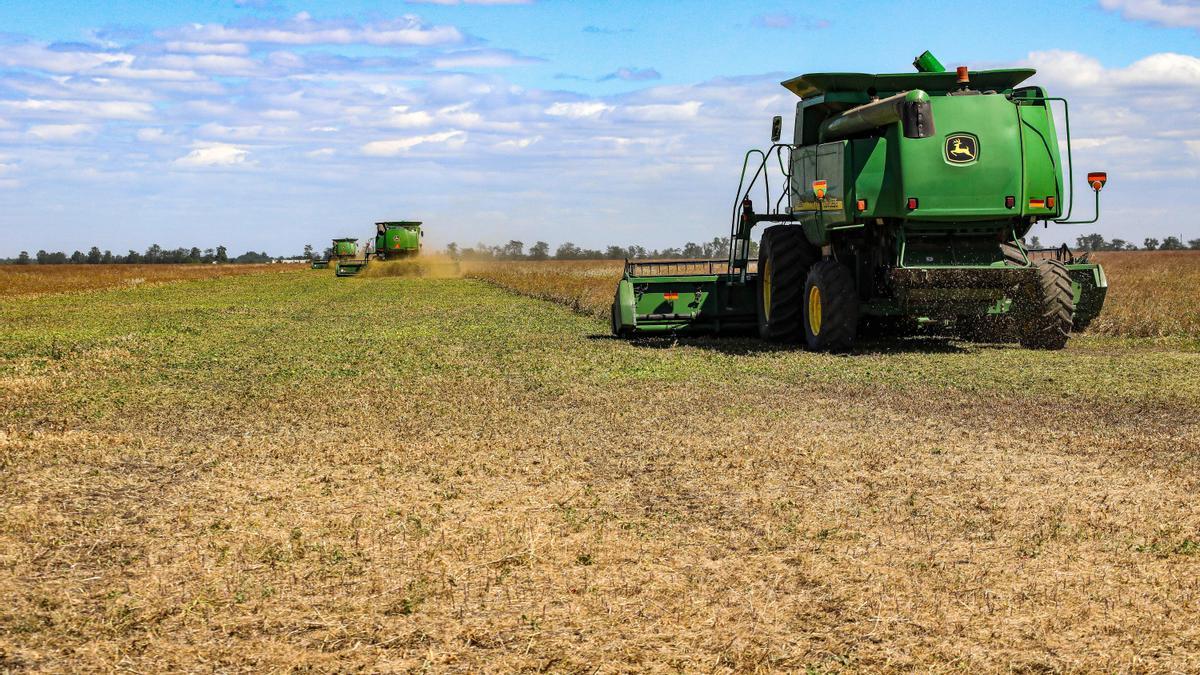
373,221 -> 423,260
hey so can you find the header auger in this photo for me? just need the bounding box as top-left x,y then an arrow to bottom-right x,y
611,50 -> 1109,350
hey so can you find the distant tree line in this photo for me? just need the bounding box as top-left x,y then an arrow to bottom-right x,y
1,244 -> 289,265
1022,234 -> 1200,252
444,237 -> 760,261
1069,233 -> 1200,251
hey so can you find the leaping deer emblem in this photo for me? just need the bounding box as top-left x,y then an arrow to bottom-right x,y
949,137 -> 975,161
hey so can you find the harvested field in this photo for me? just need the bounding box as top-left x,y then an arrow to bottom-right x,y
468,251 -> 1200,339
2,268 -> 1199,671
0,263 -> 288,298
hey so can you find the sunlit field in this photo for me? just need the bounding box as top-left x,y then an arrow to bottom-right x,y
1,264 -> 1198,671
0,264 -> 291,298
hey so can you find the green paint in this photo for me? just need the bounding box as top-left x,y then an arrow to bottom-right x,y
374,221 -> 422,260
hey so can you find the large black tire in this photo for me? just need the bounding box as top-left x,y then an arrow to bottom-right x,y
1018,259 -> 1075,350
803,260 -> 859,351
1001,241 -> 1028,267
756,225 -> 820,342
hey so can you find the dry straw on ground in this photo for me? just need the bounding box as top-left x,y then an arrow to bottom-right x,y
0,263 -> 287,298
1,266 -> 1199,672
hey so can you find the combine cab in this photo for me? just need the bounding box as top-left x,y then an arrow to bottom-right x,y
374,221 -> 422,260
612,50 -> 1109,350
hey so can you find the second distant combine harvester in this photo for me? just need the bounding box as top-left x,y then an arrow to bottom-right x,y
331,237 -> 366,277
611,51 -> 1109,350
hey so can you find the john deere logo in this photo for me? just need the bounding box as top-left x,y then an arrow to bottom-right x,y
945,134 -> 978,164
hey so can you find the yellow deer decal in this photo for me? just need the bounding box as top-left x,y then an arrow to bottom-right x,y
949,138 -> 975,160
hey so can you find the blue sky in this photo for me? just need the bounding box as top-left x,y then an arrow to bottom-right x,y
0,0 -> 1197,255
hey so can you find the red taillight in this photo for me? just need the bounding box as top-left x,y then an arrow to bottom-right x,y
1087,171 -> 1107,191
856,199 -> 867,211
663,292 -> 679,301
1005,196 -> 1015,209
1046,196 -> 1056,209
906,197 -> 918,210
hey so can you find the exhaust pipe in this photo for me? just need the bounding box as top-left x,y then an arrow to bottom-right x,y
819,89 -> 935,142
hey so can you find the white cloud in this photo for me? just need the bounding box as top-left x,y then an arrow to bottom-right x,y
174,142 -> 250,167
136,128 -> 171,143
28,123 -> 96,140
0,44 -> 134,74
545,101 -> 613,119
262,109 -> 300,120
621,101 -> 703,122
1028,50 -> 1200,88
306,148 -> 336,158
150,53 -> 262,76
163,41 -> 251,55
387,105 -> 436,128
433,49 -> 541,69
361,130 -> 467,156
0,99 -> 155,120
492,135 -> 541,151
163,13 -> 463,47
1099,0 -> 1200,29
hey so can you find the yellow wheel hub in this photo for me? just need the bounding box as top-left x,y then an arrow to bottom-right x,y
808,285 -> 822,336
762,258 -> 772,321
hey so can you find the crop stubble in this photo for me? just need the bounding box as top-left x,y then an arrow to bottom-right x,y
1,269 -> 1199,671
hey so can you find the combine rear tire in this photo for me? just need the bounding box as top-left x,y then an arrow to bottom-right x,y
756,225 -> 820,342
1018,259 -> 1075,350
803,260 -> 858,351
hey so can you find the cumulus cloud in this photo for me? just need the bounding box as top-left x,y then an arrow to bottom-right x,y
1099,0 -> 1200,29
361,130 -> 467,156
174,143 -> 251,167
1023,49 -> 1200,184
1027,50 -> 1200,89
599,67 -> 661,82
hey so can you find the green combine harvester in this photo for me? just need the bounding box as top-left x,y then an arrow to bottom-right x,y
331,237 -> 367,277
611,50 -> 1109,350
373,221 -> 423,259
311,259 -> 329,269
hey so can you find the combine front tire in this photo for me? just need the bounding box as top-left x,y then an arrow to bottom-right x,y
756,225 -> 819,341
803,260 -> 858,351
1018,260 -> 1075,350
